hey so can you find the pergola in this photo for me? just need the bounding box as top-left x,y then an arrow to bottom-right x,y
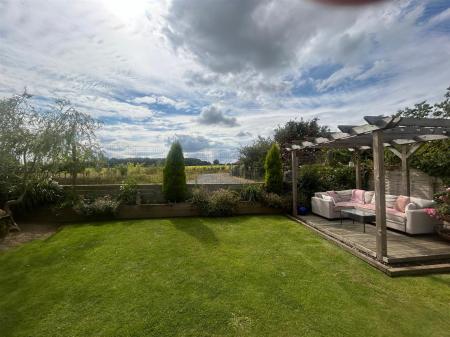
287,116 -> 450,262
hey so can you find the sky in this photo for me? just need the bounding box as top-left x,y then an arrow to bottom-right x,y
1,0 -> 450,161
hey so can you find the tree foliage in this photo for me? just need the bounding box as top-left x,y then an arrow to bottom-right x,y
395,86 -> 450,119
264,143 -> 283,194
274,118 -> 329,164
395,86 -> 450,182
0,92 -> 100,230
238,136 -> 272,174
163,142 -> 187,202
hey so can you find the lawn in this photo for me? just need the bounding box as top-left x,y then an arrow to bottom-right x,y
1,215 -> 449,337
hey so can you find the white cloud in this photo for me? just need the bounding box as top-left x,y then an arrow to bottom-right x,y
132,95 -> 189,109
1,0 -> 450,156
316,66 -> 364,91
197,105 -> 238,127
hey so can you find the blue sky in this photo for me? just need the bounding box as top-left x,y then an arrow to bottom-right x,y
1,0 -> 450,160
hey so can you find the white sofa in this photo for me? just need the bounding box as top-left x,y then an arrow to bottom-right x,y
311,189 -> 441,234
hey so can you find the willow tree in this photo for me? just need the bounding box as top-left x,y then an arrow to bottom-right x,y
51,99 -> 100,187
0,92 -> 60,230
0,93 -> 100,231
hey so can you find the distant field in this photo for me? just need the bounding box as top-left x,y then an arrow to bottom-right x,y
54,164 -> 233,184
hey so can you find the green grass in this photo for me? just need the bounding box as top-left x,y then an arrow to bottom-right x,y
1,215 -> 449,337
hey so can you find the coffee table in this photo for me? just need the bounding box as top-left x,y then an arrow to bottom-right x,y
340,209 -> 376,233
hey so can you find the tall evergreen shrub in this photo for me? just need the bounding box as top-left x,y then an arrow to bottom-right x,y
264,143 -> 283,194
163,141 -> 187,202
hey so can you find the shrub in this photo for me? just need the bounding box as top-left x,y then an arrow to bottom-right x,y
0,217 -> 8,239
18,178 -> 65,211
190,188 -> 210,216
207,189 -> 240,217
74,195 -> 119,217
264,143 -> 283,194
118,178 -> 138,205
163,142 -> 187,202
240,184 -> 263,202
298,164 -> 355,207
261,192 -> 284,209
191,188 -> 240,217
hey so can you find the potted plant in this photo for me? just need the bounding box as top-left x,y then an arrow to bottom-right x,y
427,188 -> 450,241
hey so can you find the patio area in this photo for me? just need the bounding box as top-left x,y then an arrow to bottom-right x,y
293,214 -> 450,276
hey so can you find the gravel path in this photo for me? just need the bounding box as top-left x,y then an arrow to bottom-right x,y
188,173 -> 258,184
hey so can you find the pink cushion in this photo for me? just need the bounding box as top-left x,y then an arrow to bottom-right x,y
357,204 -> 376,211
394,196 -> 410,213
351,189 -> 365,205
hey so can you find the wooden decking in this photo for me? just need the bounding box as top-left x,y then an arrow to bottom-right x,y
291,214 -> 450,276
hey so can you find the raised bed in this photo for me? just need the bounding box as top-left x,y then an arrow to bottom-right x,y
16,202 -> 283,223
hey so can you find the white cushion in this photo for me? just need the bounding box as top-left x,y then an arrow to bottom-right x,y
322,195 -> 333,202
385,194 -> 398,208
410,197 -> 435,209
405,202 -> 417,211
336,189 -> 352,202
364,191 -> 374,204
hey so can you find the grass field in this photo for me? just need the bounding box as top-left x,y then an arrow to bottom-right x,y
54,164 -> 233,184
1,215 -> 449,337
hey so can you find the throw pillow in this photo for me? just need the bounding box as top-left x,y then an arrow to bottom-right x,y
336,189 -> 352,202
351,189 -> 365,204
385,194 -> 398,209
364,191 -> 374,204
326,191 -> 340,202
395,195 -> 410,213
322,195 -> 333,202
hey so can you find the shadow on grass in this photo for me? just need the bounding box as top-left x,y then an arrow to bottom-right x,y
170,218 -> 219,245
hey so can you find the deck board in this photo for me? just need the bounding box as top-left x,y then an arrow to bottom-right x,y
297,214 -> 450,264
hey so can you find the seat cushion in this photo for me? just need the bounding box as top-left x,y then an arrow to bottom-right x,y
386,207 -> 406,224
356,203 -> 376,211
334,201 -> 357,210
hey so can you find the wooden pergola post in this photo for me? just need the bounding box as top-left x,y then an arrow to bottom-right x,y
373,130 -> 387,261
400,145 -> 410,196
354,150 -> 362,189
291,150 -> 298,216
388,143 -> 421,196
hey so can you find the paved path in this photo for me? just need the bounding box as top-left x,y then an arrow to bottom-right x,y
188,173 -> 258,184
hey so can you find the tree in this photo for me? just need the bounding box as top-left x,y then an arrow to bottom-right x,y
213,159 -> 220,165
51,99 -> 100,187
0,92 -> 61,230
395,86 -> 450,183
273,118 -> 330,165
0,92 -> 101,231
264,143 -> 283,194
163,142 -> 187,202
238,136 -> 272,178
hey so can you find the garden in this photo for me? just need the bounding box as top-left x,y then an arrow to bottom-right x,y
1,90 -> 450,337
1,215 -> 450,337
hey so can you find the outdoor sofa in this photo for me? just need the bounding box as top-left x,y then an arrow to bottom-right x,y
311,189 -> 441,234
